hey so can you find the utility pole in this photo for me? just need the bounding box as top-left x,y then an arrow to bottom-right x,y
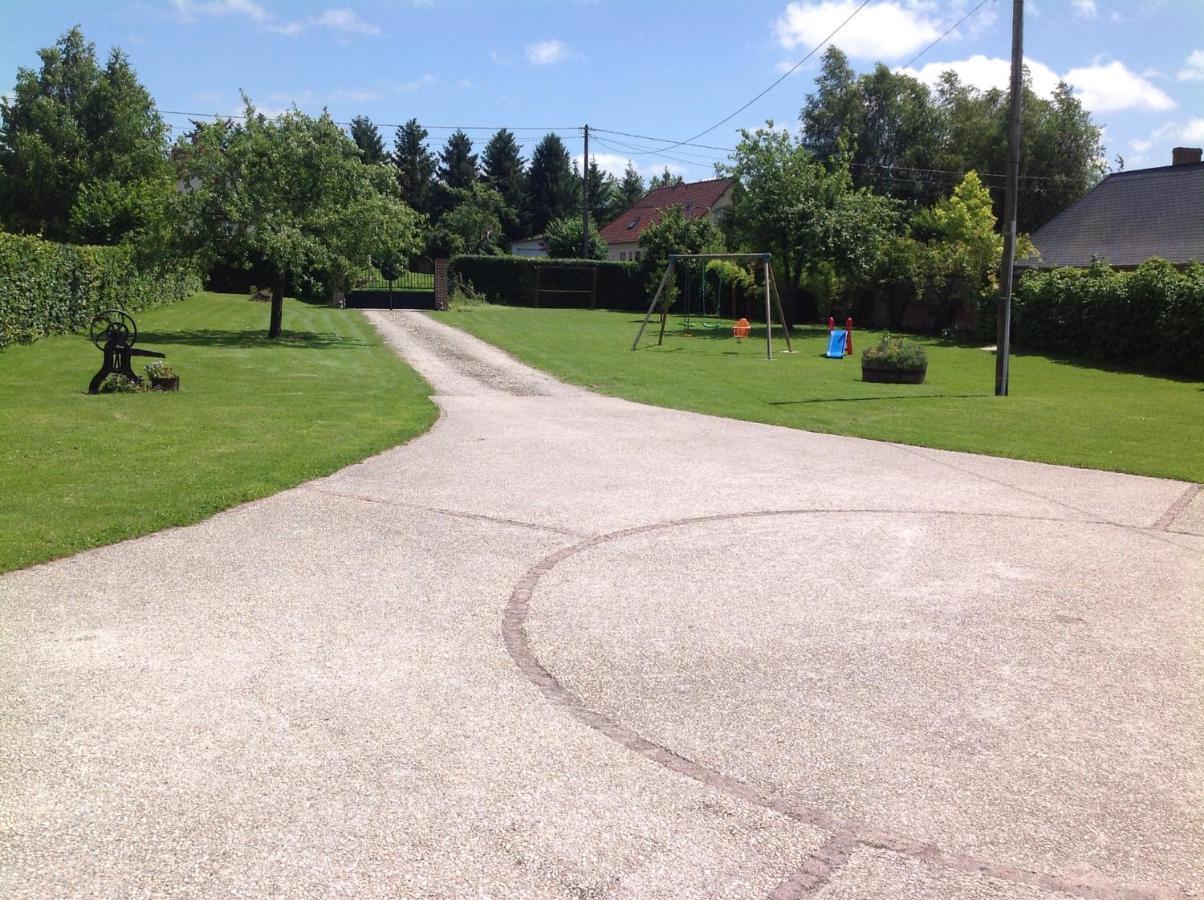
995,0 -> 1024,396
581,124 -> 590,258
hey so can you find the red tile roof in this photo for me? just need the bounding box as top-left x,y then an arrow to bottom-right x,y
598,177 -> 735,245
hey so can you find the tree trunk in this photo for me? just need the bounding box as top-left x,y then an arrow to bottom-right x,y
269,271 -> 285,338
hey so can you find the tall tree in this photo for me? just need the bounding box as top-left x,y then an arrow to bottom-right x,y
349,115 -> 386,164
526,133 -> 578,234
170,101 -> 422,337
616,162 -> 645,212
800,47 -> 860,161
648,166 -> 684,190
437,129 -> 478,191
392,118 -> 436,218
0,27 -> 170,242
481,128 -> 527,240
582,159 -> 614,227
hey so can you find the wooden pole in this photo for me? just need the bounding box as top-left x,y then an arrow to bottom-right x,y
631,258 -> 674,350
768,266 -> 794,353
996,0 -> 1024,396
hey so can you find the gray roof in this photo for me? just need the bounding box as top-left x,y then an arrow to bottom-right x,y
1022,162 -> 1204,268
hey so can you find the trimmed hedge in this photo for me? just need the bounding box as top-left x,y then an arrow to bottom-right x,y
449,255 -> 644,311
0,232 -> 201,348
1014,259 -> 1204,378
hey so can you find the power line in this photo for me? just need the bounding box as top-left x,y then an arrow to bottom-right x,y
900,0 -> 997,70
591,128 -> 735,154
156,108 -> 579,134
633,0 -> 873,153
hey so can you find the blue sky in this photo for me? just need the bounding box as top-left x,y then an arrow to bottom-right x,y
2,0 -> 1202,182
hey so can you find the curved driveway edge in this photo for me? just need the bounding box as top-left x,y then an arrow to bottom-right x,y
1,309 -> 1200,899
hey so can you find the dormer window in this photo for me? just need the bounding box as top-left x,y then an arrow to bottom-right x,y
626,217 -> 640,230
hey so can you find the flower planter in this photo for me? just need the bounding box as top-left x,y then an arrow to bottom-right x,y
150,375 -> 180,392
861,362 -> 926,384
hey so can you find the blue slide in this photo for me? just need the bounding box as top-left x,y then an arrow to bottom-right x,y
825,329 -> 847,358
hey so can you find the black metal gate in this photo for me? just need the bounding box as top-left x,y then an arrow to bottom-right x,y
345,257 -> 436,310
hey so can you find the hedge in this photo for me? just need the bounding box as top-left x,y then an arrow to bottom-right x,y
1013,259 -> 1204,378
0,232 -> 201,348
449,255 -> 645,311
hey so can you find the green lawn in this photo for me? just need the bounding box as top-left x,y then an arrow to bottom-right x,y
441,306 -> 1204,483
0,292 -> 437,573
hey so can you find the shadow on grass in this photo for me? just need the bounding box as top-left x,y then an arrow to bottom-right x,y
137,329 -> 369,350
767,392 -> 988,405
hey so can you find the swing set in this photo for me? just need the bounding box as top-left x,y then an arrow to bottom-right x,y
630,253 -> 793,360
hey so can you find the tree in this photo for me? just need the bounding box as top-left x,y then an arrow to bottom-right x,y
437,129 -> 477,191
648,166 -> 684,190
636,204 -> 725,305
170,100 -> 423,337
0,27 -> 170,242
393,118 -> 436,218
427,183 -> 506,256
349,115 -> 387,164
526,133 -> 578,234
481,128 -> 527,241
616,162 -> 645,212
545,215 -> 607,259
721,125 -> 898,323
582,159 -> 615,228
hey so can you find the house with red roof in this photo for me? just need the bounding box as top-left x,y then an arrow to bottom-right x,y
599,177 -> 735,262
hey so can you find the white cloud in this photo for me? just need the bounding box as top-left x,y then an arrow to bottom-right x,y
266,20 -> 305,35
1064,60 -> 1175,112
899,54 -> 1061,97
775,1 -> 941,61
1071,0 -> 1097,17
171,0 -> 268,22
526,39 -> 572,65
899,55 -> 1175,113
311,8 -> 381,35
393,74 -> 436,93
574,152 -> 688,181
1178,49 -> 1204,81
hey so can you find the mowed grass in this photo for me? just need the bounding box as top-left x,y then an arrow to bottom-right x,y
0,292 -> 437,573
441,306 -> 1204,483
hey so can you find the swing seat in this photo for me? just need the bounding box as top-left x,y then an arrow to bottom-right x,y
732,318 -> 751,338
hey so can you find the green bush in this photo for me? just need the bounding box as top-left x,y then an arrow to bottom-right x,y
1014,260 -> 1204,377
0,232 -> 200,348
449,255 -> 644,310
862,333 -> 928,370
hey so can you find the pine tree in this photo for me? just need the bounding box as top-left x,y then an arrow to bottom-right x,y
648,166 -> 684,190
526,133 -> 578,235
617,162 -> 645,210
437,129 -> 478,191
349,115 -> 386,164
583,159 -> 615,227
392,119 -> 436,218
481,128 -> 527,240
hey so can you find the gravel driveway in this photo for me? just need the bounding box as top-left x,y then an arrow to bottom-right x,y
2,310 -> 1200,899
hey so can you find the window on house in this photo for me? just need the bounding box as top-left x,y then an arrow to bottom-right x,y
619,251 -> 626,261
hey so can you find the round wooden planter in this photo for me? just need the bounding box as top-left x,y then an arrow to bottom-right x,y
150,375 -> 180,392
861,362 -> 926,384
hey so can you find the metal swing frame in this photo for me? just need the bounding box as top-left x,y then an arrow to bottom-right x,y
630,253 -> 793,360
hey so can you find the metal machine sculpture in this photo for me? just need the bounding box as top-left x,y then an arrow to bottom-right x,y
87,309 -> 165,394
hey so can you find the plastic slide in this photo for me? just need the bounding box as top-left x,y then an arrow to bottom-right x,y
825,328 -> 848,359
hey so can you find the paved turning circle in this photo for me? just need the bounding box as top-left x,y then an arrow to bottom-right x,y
2,311 -> 1201,898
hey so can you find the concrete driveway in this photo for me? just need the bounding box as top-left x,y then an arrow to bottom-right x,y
2,310 -> 1201,899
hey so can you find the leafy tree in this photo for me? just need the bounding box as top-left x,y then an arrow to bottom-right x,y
800,47 -> 860,162
615,162 -> 645,213
169,101 -> 423,337
545,215 -> 607,259
481,128 -> 527,241
721,125 -> 899,323
648,166 -> 684,190
428,183 -> 505,256
349,115 -> 387,164
636,204 -> 725,305
526,133 -> 578,234
392,118 -> 436,218
0,27 -> 170,242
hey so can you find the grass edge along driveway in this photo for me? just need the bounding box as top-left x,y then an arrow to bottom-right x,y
0,292 -> 437,573
440,306 -> 1203,484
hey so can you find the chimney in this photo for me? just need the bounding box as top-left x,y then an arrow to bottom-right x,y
1172,146 -> 1202,166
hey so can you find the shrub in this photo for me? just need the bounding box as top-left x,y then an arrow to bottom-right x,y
145,360 -> 176,379
448,255 -> 644,310
0,233 -> 200,348
1014,260 -> 1204,377
862,333 -> 928,370
97,374 -> 146,393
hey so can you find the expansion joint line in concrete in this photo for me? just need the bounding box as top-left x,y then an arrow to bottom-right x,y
504,508 -> 1189,900
305,487 -> 587,537
1152,483 -> 1201,531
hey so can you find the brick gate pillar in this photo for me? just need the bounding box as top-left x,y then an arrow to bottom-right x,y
433,258 -> 450,311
